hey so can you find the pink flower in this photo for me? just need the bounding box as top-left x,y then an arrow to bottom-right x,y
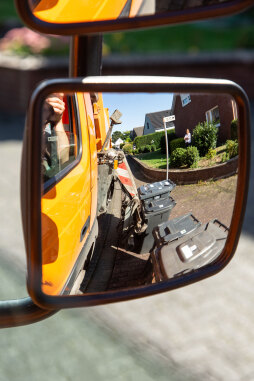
0,27 -> 51,54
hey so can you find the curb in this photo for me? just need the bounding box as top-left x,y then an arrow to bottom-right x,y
128,155 -> 238,185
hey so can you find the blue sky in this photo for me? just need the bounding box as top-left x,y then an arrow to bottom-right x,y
103,93 -> 174,133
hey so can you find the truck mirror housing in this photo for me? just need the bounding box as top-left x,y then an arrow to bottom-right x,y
15,0 -> 254,35
21,76 -> 250,309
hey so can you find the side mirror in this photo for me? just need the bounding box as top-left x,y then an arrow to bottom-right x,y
22,76 -> 250,309
15,0 -> 254,35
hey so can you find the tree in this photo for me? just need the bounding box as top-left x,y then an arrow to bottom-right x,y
122,130 -> 132,141
112,130 -> 124,143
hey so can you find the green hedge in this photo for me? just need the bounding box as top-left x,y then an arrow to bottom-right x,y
169,137 -> 185,153
160,131 -> 177,153
134,129 -> 175,150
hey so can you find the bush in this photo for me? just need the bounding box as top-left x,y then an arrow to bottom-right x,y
134,129 -> 175,151
206,148 -> 217,160
221,152 -> 229,163
151,144 -> 156,152
226,140 -> 238,158
231,119 -> 238,141
185,146 -> 200,168
160,131 -> 177,153
169,138 -> 185,153
122,143 -> 133,154
120,143 -> 125,149
171,148 -> 186,168
192,121 -> 218,157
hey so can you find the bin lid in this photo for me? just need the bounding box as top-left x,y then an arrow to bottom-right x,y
154,213 -> 201,244
144,196 -> 176,214
155,219 -> 228,280
138,180 -> 176,200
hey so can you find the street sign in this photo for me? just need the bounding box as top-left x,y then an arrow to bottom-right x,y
163,115 -> 175,123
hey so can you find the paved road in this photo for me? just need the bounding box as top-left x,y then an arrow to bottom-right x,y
0,103 -> 253,381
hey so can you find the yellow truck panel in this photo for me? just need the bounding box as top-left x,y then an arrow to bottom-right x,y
41,94 -> 96,295
32,0 -> 142,23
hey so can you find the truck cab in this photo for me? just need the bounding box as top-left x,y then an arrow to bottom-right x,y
41,92 -> 111,295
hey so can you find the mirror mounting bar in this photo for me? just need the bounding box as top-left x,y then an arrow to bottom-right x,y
0,34 -> 104,330
0,298 -> 58,328
69,35 -> 103,77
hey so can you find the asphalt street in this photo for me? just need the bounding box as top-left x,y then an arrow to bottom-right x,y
0,102 -> 253,381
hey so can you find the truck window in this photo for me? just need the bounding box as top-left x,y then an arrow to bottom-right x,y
42,94 -> 81,190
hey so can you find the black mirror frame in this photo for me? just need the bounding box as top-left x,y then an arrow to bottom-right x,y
15,0 -> 254,36
23,76 -> 250,309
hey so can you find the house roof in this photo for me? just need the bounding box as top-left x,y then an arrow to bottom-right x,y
114,138 -> 124,145
145,109 -> 173,130
133,126 -> 144,137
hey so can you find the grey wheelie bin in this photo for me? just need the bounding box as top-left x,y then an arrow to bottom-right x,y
138,179 -> 176,203
151,219 -> 228,281
139,196 -> 176,254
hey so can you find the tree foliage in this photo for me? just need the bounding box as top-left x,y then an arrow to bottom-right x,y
112,130 -> 124,143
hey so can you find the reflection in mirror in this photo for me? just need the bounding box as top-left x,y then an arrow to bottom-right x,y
29,0 -> 234,24
40,91 -> 239,296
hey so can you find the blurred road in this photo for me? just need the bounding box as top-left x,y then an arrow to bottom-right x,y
0,102 -> 253,381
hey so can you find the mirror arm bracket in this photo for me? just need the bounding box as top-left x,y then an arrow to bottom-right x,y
0,297 -> 58,328
69,35 -> 103,77
0,34 -> 103,328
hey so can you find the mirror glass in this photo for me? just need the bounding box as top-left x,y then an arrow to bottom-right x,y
40,91 -> 239,296
28,0 -> 234,24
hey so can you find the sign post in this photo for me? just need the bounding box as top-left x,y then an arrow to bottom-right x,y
163,115 -> 175,180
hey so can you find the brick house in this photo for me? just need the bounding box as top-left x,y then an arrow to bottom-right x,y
172,93 -> 238,143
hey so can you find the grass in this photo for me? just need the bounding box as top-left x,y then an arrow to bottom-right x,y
135,149 -> 168,169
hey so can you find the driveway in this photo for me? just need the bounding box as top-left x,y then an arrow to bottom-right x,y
127,157 -> 237,228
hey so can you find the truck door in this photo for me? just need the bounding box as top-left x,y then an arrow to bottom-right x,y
41,94 -> 92,295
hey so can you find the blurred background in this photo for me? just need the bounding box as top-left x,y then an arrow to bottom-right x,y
0,1 -> 254,380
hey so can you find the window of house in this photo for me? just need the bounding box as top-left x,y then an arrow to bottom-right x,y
180,94 -> 191,107
206,106 -> 220,127
42,95 -> 81,190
